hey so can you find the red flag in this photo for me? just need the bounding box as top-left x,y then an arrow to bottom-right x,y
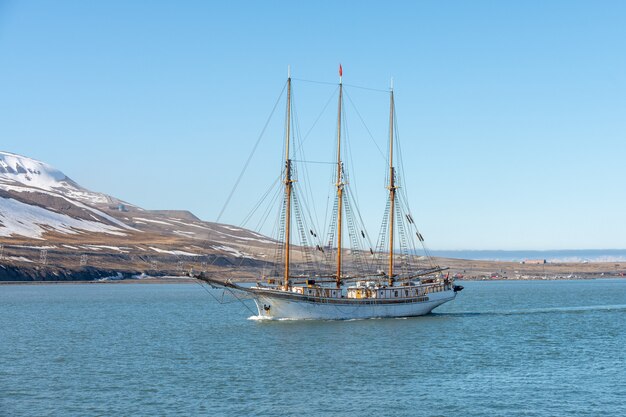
339,64 -> 343,77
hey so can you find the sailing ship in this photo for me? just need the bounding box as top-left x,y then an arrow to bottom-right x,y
195,66 -> 463,320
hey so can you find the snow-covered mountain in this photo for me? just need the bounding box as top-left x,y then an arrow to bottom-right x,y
0,151 -> 116,205
0,151 -> 275,280
0,151 -> 68,190
0,151 -> 134,239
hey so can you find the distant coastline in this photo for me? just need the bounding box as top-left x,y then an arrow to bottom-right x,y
426,249 -> 626,263
2,248 -> 625,283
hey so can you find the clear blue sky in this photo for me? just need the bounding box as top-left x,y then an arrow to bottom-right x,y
1,1 -> 625,250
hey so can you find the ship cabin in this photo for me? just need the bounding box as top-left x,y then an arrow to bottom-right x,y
288,279 -> 450,300
346,280 -> 449,300
292,286 -> 342,299
347,282 -> 418,300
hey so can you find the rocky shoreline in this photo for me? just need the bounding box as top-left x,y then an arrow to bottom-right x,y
1,256 -> 624,283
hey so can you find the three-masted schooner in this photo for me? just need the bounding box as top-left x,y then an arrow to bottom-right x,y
196,66 -> 463,320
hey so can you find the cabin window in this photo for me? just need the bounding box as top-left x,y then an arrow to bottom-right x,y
394,291 -> 398,297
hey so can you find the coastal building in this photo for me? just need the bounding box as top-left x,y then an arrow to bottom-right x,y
522,259 -> 547,265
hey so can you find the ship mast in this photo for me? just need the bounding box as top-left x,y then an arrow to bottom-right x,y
387,78 -> 396,286
283,66 -> 293,290
335,65 -> 344,288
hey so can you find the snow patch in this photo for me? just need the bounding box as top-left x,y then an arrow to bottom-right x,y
97,272 -> 124,281
213,245 -> 255,259
0,151 -> 112,205
134,217 -> 173,226
174,230 -> 196,236
213,229 -> 273,244
6,256 -> 33,263
0,151 -> 66,191
12,245 -> 57,249
149,247 -> 200,256
168,219 -> 210,230
84,245 -> 130,253
0,183 -> 138,232
0,197 -> 127,239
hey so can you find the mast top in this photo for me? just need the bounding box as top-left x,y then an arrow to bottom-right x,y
288,65 -> 291,79
339,64 -> 343,84
390,76 -> 394,91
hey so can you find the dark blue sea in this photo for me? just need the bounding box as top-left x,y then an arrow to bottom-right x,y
1,279 -> 625,416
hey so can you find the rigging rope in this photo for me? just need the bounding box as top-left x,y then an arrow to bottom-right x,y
215,81 -> 287,223
343,83 -> 388,93
294,86 -> 338,153
291,77 -> 337,86
240,174 -> 282,228
291,159 -> 336,165
291,97 -> 324,253
194,280 -> 256,314
343,89 -> 387,162
292,77 -> 388,93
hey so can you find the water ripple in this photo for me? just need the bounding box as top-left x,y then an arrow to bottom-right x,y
1,281 -> 624,417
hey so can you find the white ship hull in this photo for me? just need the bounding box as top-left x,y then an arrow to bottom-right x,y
251,289 -> 456,320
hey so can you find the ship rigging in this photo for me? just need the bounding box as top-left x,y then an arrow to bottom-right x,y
195,66 -> 462,319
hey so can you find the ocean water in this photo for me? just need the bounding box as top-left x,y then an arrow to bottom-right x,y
1,280 -> 625,417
